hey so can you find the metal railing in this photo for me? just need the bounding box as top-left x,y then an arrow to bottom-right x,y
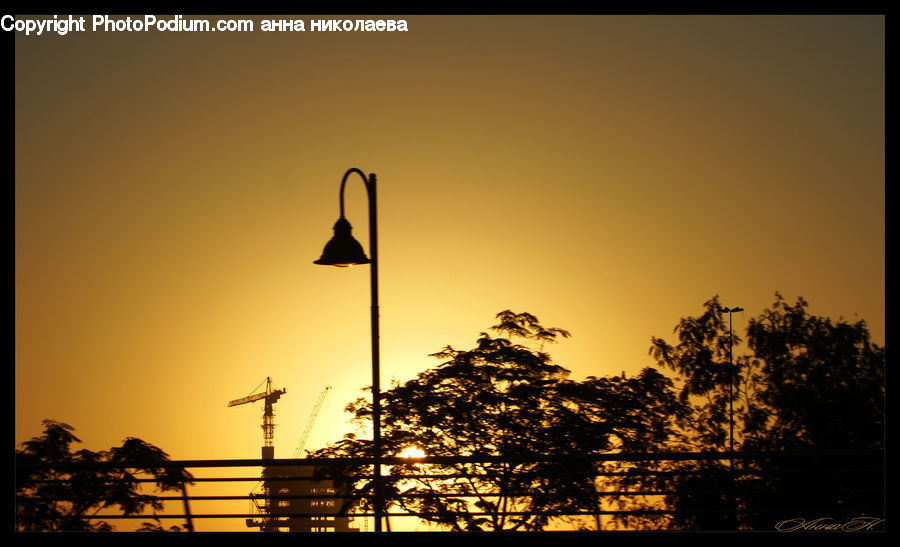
15,450 -> 885,532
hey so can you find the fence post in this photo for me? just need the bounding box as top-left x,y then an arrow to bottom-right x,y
180,482 -> 194,532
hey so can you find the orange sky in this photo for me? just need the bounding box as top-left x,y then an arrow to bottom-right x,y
12,14 -> 884,531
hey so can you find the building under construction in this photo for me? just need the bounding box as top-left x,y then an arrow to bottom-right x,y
247,465 -> 359,532
230,379 -> 356,532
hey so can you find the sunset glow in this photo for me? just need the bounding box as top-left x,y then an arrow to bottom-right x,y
12,14 -> 884,532
398,446 -> 426,459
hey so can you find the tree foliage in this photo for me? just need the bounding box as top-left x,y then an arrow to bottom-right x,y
649,294 -> 885,529
744,294 -> 884,451
310,311 -> 684,531
312,297 -> 883,532
651,293 -> 884,454
15,420 -> 194,532
649,295 -> 742,451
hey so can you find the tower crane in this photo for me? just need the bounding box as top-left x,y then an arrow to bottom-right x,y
294,386 -> 332,458
228,377 -> 286,460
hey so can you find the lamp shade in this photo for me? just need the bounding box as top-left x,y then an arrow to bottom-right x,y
313,217 -> 371,267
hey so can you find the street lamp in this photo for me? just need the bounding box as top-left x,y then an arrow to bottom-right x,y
721,306 -> 743,464
722,304 -> 743,529
314,167 -> 383,532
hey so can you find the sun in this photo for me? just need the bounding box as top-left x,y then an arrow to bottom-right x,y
398,446 -> 426,458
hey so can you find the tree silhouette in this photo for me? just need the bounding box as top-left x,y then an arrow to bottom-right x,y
649,295 -> 741,452
649,294 -> 885,529
15,420 -> 194,532
311,311 -> 684,531
311,299 -> 883,531
565,368 -> 687,530
743,294 -> 884,452
738,294 -> 884,527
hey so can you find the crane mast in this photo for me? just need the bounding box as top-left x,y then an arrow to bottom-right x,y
228,377 -> 286,459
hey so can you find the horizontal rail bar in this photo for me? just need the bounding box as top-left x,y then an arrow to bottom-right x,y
19,466 -> 882,486
16,449 -> 884,471
29,486 -> 882,505
40,505 -> 880,521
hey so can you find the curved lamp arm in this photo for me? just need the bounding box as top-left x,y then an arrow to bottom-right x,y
339,168 -> 375,220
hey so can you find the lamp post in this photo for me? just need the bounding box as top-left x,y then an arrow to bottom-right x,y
721,306 -> 743,465
314,168 -> 383,532
722,304 -> 743,529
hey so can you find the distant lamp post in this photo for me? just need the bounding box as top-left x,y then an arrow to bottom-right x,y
721,306 -> 743,463
314,168 -> 383,532
722,304 -> 743,530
